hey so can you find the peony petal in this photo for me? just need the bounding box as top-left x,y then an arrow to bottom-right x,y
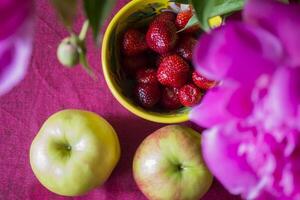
225,11 -> 243,22
0,0 -> 33,39
0,18 -> 33,96
190,84 -> 237,127
244,0 -> 300,66
266,67 -> 300,127
202,125 -> 260,198
255,191 -> 277,200
190,83 -> 254,127
226,86 -> 253,118
193,22 -> 282,84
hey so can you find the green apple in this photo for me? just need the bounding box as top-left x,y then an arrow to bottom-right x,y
30,109 -> 121,196
133,125 -> 213,200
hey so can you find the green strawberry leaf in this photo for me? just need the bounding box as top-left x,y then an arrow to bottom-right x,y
51,0 -> 77,29
191,0 -> 245,31
83,0 -> 116,42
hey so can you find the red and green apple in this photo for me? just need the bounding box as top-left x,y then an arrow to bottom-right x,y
133,125 -> 213,200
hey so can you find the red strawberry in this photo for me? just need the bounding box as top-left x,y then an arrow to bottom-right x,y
122,29 -> 148,56
153,11 -> 176,23
146,20 -> 178,54
161,87 -> 182,110
136,68 -> 158,85
135,84 -> 161,108
176,35 -> 197,61
179,84 -> 202,107
157,54 -> 190,87
155,52 -> 174,67
175,10 -> 200,33
123,55 -> 148,76
192,71 -> 216,90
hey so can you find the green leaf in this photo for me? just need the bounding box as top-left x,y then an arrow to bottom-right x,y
191,0 -> 214,31
51,0 -> 77,28
171,0 -> 190,4
209,0 -> 245,17
178,15 -> 199,32
83,0 -> 116,42
191,0 -> 245,31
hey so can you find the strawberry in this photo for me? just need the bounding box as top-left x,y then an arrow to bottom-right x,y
176,35 -> 197,61
161,87 -> 182,110
179,84 -> 202,107
155,52 -> 174,67
157,54 -> 190,87
192,71 -> 216,90
175,10 -> 200,33
153,11 -> 176,23
136,68 -> 158,85
146,20 -> 178,54
135,84 -> 161,108
123,55 -> 148,76
122,29 -> 148,56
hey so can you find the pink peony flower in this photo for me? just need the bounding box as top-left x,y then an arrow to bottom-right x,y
191,0 -> 300,199
0,0 -> 34,96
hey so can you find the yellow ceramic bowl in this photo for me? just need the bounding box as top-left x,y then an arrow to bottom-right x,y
102,0 -> 222,124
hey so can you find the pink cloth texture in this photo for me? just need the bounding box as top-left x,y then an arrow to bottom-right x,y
0,1 -> 241,199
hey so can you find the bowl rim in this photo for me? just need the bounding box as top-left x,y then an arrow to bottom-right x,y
102,0 -> 189,124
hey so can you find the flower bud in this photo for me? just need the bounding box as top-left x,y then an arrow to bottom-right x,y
57,37 -> 80,68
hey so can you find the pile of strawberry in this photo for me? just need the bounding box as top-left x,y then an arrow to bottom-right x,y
121,9 -> 216,110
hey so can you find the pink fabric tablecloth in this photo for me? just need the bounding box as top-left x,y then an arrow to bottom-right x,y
0,1 -> 241,199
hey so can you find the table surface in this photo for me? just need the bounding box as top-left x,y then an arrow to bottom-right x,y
0,1 -> 241,199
